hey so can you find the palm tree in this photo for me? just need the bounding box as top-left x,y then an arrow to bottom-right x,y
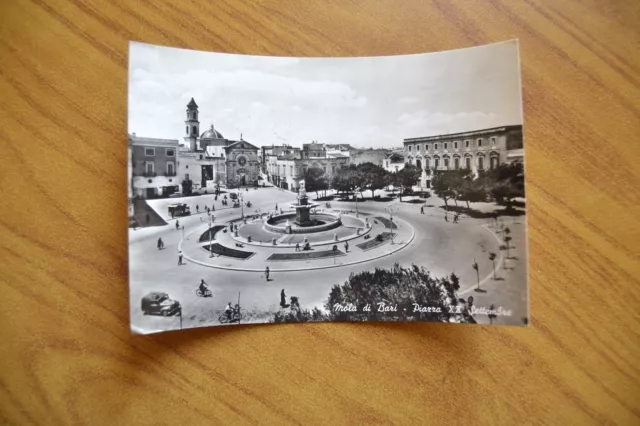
489,252 -> 497,279
499,244 -> 507,269
472,259 -> 480,290
504,236 -> 512,258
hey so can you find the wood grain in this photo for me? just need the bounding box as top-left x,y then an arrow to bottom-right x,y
1,0 -> 639,424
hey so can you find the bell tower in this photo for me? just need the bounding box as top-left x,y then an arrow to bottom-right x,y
184,98 -> 200,151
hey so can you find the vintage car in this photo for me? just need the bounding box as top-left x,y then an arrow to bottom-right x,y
141,292 -> 181,316
168,203 -> 191,217
229,192 -> 238,200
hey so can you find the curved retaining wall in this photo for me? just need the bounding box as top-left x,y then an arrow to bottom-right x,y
264,212 -> 342,234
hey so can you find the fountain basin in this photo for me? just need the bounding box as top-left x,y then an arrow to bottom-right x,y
265,212 -> 342,234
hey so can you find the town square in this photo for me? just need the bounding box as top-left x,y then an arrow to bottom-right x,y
127,41 -> 527,333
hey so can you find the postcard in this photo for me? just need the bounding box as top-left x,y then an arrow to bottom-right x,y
127,40 -> 528,334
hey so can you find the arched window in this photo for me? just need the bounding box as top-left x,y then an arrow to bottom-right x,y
416,159 -> 422,170
454,157 -> 460,169
478,156 -> 484,170
192,125 -> 197,135
490,156 -> 499,169
465,157 -> 471,169
434,156 -> 440,169
186,126 -> 189,135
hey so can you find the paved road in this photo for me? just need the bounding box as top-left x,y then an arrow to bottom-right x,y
129,187 -> 523,333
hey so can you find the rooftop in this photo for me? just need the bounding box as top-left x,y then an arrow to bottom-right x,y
403,125 -> 523,143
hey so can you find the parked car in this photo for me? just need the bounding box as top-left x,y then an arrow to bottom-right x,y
229,192 -> 238,200
169,192 -> 183,198
168,203 -> 191,217
141,292 -> 181,316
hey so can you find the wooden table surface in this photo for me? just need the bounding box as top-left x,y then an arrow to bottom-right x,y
1,1 -> 639,424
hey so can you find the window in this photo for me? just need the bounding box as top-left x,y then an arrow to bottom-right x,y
478,157 -> 484,170
167,162 -> 175,176
434,158 -> 440,168
454,141 -> 458,149
332,165 -> 336,173
145,161 -> 154,175
444,158 -> 449,168
290,166 -> 293,175
490,157 -> 499,169
434,143 -> 438,150
417,145 -> 420,151
465,140 -> 470,148
426,181 -> 431,189
145,148 -> 155,156
491,137 -> 496,145
185,165 -> 188,169
186,126 -> 189,135
185,173 -> 190,180
444,142 -> 448,150
166,149 -> 175,157
408,146 -> 412,151
477,139 -> 483,147
466,157 -> 471,169
192,126 -> 197,135
199,155 -> 203,160
454,158 -> 460,169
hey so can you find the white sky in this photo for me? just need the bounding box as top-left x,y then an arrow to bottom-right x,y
128,40 -> 522,149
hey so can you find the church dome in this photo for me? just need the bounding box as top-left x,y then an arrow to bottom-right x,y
200,124 -> 224,139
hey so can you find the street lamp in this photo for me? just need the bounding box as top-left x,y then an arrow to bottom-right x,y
239,192 -> 244,218
209,214 -> 215,257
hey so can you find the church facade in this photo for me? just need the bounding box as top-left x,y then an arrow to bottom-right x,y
178,98 -> 259,193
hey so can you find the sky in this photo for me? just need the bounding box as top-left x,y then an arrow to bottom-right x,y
128,40 -> 523,149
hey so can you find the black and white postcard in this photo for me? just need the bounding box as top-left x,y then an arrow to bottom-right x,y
127,40 -> 528,334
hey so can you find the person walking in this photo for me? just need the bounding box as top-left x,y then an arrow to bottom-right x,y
344,241 -> 349,253
176,220 -> 180,230
280,289 -> 286,307
212,204 -> 215,212
444,213 -> 448,222
157,237 -> 164,250
420,205 -> 424,214
453,213 -> 459,223
265,266 -> 270,282
196,204 -> 199,213
275,203 -> 278,211
178,250 -> 183,265
295,242 -> 300,252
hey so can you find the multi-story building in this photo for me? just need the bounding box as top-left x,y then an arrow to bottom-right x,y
127,143 -> 134,222
129,134 -> 180,198
383,152 -> 405,173
179,98 -> 260,191
403,125 -> 524,189
352,149 -> 390,167
264,142 -> 350,191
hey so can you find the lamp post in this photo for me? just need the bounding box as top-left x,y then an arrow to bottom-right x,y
209,214 -> 215,257
239,192 -> 244,219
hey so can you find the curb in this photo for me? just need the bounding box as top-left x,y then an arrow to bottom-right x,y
178,217 -> 415,273
458,224 -> 505,296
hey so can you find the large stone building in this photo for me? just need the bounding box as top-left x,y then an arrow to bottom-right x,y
129,134 -> 180,198
383,152 -> 405,173
403,125 -> 524,189
179,98 -> 260,192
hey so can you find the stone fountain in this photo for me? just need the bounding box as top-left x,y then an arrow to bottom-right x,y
290,184 -> 319,226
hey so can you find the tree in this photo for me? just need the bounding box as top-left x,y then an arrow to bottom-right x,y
499,244 -> 507,269
489,252 -> 497,279
305,167 -> 327,198
486,163 -> 525,211
271,264 -> 474,324
431,170 -> 458,210
472,259 -> 480,290
181,178 -> 193,196
395,164 -> 421,201
458,174 -> 487,209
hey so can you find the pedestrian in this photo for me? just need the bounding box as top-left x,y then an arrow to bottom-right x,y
196,204 -> 199,213
280,289 -> 286,307
215,195 -> 218,201
275,203 -> 278,211
157,237 -> 163,250
444,213 -> 448,222
212,204 -> 215,212
420,206 -> 424,214
265,266 -> 270,282
295,242 -> 300,251
453,213 -> 459,223
176,220 -> 180,230
344,241 -> 349,253
178,250 -> 183,265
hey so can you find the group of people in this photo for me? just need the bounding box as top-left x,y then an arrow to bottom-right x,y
420,205 -> 461,223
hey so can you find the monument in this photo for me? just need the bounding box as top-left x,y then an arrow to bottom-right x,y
291,181 -> 318,227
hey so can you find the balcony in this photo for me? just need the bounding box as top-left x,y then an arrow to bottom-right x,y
143,172 -> 157,178
165,171 -> 177,177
